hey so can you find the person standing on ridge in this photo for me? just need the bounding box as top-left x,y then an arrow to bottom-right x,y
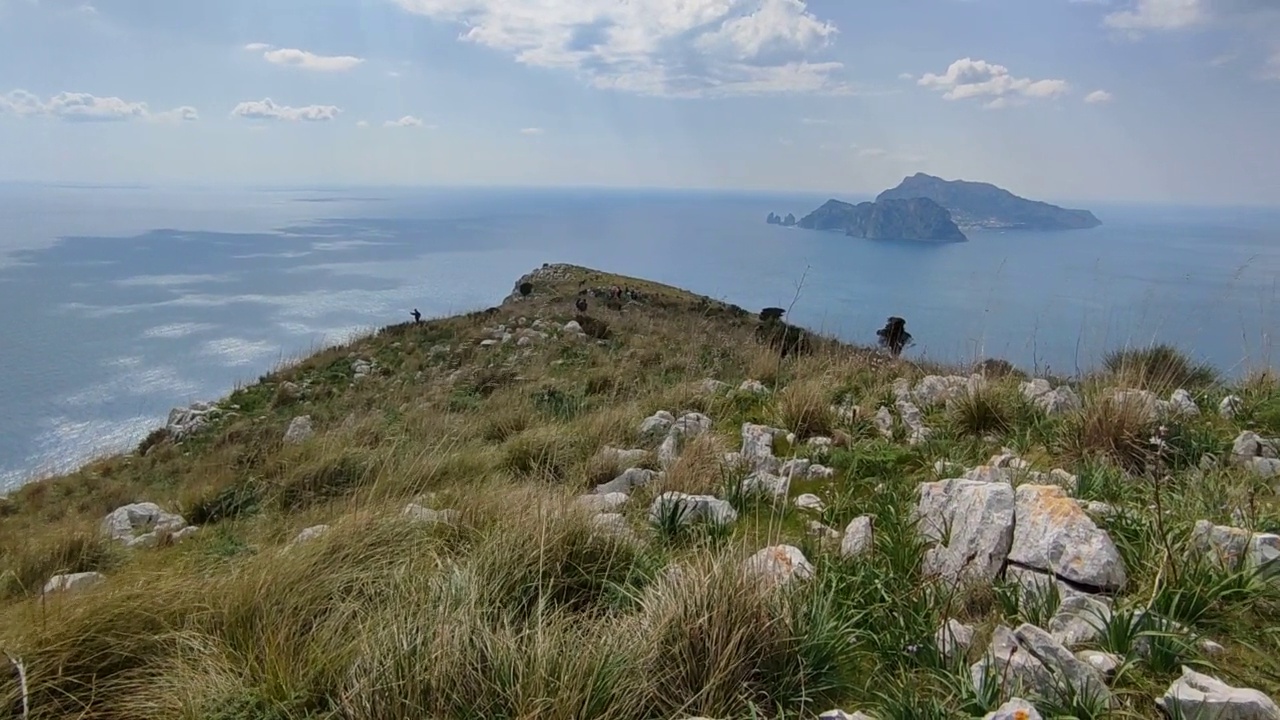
411,308 -> 421,323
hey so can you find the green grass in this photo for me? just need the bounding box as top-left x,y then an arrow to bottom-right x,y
0,264 -> 1277,719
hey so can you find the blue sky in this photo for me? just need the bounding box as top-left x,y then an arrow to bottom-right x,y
0,0 -> 1277,204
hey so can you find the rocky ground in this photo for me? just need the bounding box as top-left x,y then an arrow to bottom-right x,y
1,263 -> 1279,719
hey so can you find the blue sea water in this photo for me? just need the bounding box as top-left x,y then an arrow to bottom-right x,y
1,184 -> 1278,487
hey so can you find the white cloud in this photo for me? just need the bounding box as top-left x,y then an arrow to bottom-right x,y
1103,0 -> 1277,31
231,98 -> 342,122
384,115 -> 431,127
519,127 -> 544,135
0,89 -> 198,122
1084,89 -> 1114,103
918,58 -> 1070,107
242,43 -> 365,71
857,147 -> 888,158
1104,0 -> 1208,29
356,119 -> 370,128
800,117 -> 832,125
389,0 -> 848,97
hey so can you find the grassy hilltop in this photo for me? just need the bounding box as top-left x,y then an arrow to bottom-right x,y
1,263 -> 1279,720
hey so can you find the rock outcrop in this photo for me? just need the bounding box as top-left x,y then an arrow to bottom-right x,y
877,172 -> 1102,231
797,197 -> 968,242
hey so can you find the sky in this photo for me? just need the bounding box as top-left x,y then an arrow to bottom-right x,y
0,0 -> 1278,205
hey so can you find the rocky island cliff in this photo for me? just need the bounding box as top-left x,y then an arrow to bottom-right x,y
796,197 -> 968,242
877,173 -> 1102,231
0,263 -> 1277,720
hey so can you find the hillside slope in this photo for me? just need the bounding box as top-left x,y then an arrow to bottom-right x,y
1,263 -> 1278,720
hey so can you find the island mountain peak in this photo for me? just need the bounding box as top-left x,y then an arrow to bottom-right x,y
876,174 -> 1102,231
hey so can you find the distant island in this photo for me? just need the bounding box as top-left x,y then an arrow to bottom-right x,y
795,197 -> 967,242
767,173 -> 1101,240
876,173 -> 1101,231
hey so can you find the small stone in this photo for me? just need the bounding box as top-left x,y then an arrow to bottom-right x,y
808,520 -> 841,540
841,515 -> 874,558
292,525 -> 330,544
743,545 -> 814,586
563,320 -> 582,334
648,492 -> 737,527
1157,667 -> 1280,720
739,379 -> 770,395
283,415 -> 314,445
577,492 -> 629,513
1076,650 -> 1121,679
936,618 -> 975,661
42,571 -> 106,596
402,504 -> 459,525
1220,395 -> 1244,419
794,493 -> 825,512
596,468 -> 657,495
1170,389 -> 1200,416
809,464 -> 836,479
984,698 -> 1043,720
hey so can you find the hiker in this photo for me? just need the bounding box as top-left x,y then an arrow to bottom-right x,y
411,308 -> 421,323
877,316 -> 912,357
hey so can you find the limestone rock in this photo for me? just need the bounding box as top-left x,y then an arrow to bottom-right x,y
741,472 -> 789,500
1036,386 -> 1082,415
292,525 -> 330,545
1048,593 -> 1112,648
42,571 -> 106,595
101,502 -> 193,549
1157,667 -> 1280,720
1170,389 -> 1201,416
794,493 -> 825,512
577,493 -> 629,513
639,411 -> 675,443
283,415 -> 314,444
1021,379 -> 1052,401
700,379 -> 732,395
563,320 -> 582,334
914,375 -> 976,408
916,479 -> 1015,584
1220,395 -> 1244,419
1109,388 -> 1170,422
596,468 -> 657,495
1192,520 -> 1280,576
402,504 -> 459,525
591,513 -> 640,543
648,492 -> 737,528
818,711 -> 874,720
1076,650 -> 1121,680
971,624 -> 1110,708
936,618 -> 975,661
873,406 -> 895,439
739,379 -> 770,395
841,515 -> 875,558
744,545 -> 814,586
1007,484 -> 1127,592
596,446 -> 649,468
984,698 -> 1043,720
896,400 -> 932,444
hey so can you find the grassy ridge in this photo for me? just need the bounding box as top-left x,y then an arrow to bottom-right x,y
1,264 -> 1279,719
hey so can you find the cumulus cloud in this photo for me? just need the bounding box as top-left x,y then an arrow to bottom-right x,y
519,127 -> 544,135
0,89 -> 198,122
231,98 -> 342,122
918,58 -> 1069,108
384,115 -> 429,127
389,0 -> 848,97
1084,89 -> 1114,103
356,119 -> 370,128
242,43 -> 365,71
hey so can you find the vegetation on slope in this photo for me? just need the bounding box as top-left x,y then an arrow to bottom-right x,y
0,264 -> 1278,719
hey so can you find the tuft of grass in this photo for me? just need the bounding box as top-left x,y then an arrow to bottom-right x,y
775,378 -> 837,439
946,384 -> 1016,437
1058,394 -> 1156,471
1103,343 -> 1219,392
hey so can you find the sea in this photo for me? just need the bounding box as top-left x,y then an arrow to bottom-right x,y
1,184 -> 1278,488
